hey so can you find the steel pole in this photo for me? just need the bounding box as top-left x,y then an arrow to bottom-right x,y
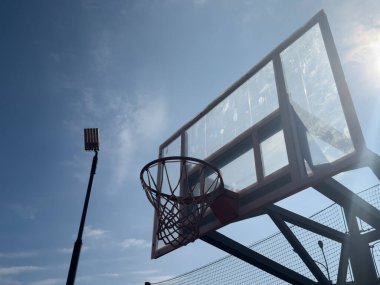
66,151 -> 98,285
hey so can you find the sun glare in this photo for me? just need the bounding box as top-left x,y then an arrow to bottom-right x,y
371,35 -> 380,75
345,23 -> 380,88
362,27 -> 380,83
375,52 -> 380,75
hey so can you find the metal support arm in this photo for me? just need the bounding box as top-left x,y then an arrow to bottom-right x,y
268,212 -> 331,284
201,231 -> 317,285
265,204 -> 346,243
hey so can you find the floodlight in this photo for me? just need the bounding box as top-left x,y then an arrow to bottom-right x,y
84,128 -> 99,151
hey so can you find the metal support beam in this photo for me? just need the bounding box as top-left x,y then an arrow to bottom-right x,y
266,204 -> 347,243
201,231 -> 317,285
344,208 -> 378,285
314,178 -> 379,284
336,241 -> 350,285
269,212 -> 331,284
362,149 -> 380,180
314,178 -> 380,231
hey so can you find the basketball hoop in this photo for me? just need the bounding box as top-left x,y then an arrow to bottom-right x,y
140,156 -> 224,247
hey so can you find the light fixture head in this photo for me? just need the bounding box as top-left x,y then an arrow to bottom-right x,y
84,128 -> 99,151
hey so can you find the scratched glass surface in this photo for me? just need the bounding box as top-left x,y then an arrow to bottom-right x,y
187,61 -> 279,160
281,24 -> 354,168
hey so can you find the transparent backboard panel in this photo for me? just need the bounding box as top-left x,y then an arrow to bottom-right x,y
260,130 -> 289,176
187,61 -> 279,159
217,148 -> 257,191
162,136 -> 181,157
281,23 -> 354,168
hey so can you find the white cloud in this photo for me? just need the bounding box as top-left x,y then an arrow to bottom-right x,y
76,275 -> 93,282
134,95 -> 168,140
80,0 -> 102,10
84,226 -> 107,239
322,0 -> 380,89
82,88 -> 97,114
58,246 -> 88,254
100,272 -> 120,278
342,23 -> 380,89
30,278 -> 64,285
63,85 -> 168,192
10,204 -> 37,220
108,93 -> 168,189
0,251 -> 38,258
193,0 -> 207,6
57,247 -> 72,254
129,268 -> 174,284
149,275 -> 176,283
120,238 -> 150,249
49,52 -> 61,63
132,269 -> 159,275
0,278 -> 22,285
0,266 -> 43,276
67,272 -> 120,284
342,24 -> 380,64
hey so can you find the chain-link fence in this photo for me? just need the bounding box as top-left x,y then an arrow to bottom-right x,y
148,184 -> 380,285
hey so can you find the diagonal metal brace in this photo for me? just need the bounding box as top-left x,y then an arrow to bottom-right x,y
201,231 -> 318,285
268,211 -> 331,284
266,204 -> 347,243
314,178 -> 380,231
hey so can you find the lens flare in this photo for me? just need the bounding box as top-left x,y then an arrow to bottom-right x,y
344,24 -> 380,88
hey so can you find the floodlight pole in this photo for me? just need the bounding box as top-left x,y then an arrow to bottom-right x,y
66,129 -> 99,285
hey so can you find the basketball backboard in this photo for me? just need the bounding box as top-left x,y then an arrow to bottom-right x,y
144,10 -> 365,258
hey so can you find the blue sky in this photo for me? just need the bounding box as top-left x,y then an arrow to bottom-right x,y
0,0 -> 380,284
